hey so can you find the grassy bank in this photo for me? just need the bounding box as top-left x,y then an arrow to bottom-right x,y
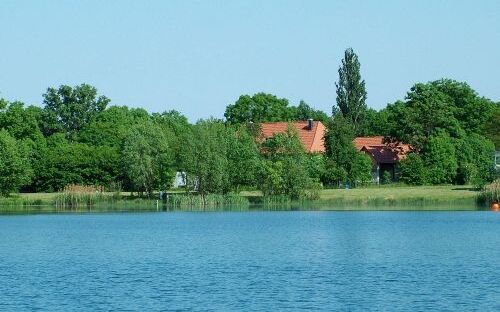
242,185 -> 482,210
0,185 -> 484,213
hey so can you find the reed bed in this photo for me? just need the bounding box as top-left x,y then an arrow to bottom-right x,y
477,180 -> 500,206
54,185 -> 106,209
0,197 -> 45,207
166,194 -> 249,210
261,195 -> 292,209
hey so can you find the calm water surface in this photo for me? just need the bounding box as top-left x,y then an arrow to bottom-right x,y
0,211 -> 499,311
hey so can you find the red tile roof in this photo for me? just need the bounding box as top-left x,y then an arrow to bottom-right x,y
353,136 -> 386,150
259,121 -> 326,153
259,124 -> 411,163
354,136 -> 411,164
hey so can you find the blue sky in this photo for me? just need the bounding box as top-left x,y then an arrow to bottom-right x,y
1,0 -> 499,121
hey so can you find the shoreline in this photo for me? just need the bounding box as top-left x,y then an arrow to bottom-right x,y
0,185 -> 486,214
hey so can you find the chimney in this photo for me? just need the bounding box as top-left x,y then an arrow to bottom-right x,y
307,119 -> 313,130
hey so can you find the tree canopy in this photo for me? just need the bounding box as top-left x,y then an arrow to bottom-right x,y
385,79 -> 497,185
224,93 -> 327,124
335,48 -> 367,133
386,79 -> 495,150
42,84 -> 110,138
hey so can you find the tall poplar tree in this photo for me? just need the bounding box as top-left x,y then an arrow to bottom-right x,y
335,48 -> 367,133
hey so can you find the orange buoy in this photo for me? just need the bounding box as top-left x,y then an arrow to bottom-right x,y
492,202 -> 500,212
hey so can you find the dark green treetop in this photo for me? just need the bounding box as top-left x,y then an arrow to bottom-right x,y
335,48 -> 367,133
42,84 -> 110,138
225,93 -> 293,124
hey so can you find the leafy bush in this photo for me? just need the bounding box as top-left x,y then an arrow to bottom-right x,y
350,152 -> 373,186
381,171 -> 392,184
258,127 -> 310,199
398,153 -> 427,185
303,181 -> 323,200
424,131 -> 458,184
0,130 -> 32,196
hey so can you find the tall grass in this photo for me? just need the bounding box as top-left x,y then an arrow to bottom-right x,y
262,195 -> 292,209
166,194 -> 249,210
54,185 -> 105,209
0,197 -> 45,207
477,180 -> 500,206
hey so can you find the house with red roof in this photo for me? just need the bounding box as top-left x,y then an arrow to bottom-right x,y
259,119 -> 326,153
259,120 -> 410,183
353,136 -> 411,183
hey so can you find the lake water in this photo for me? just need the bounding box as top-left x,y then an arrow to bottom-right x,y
0,211 -> 499,311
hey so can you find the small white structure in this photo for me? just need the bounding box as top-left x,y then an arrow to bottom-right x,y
172,172 -> 187,188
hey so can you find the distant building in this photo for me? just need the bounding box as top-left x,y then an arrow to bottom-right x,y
259,120 -> 411,183
354,137 -> 411,183
259,119 -> 326,153
173,172 -> 186,188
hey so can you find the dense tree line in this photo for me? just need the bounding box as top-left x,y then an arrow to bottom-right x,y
384,80 -> 498,185
1,49 -> 498,197
0,88 -> 322,199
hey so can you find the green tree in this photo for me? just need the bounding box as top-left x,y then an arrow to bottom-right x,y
0,101 -> 44,142
359,108 -> 389,136
78,106 -> 149,147
259,160 -> 285,197
385,80 -> 496,185
175,126 -> 197,191
0,130 -> 32,196
78,106 -> 151,187
385,79 -> 495,150
188,119 -> 231,195
381,171 -> 392,185
0,101 -> 47,192
122,121 -> 174,197
350,153 -> 373,186
398,153 -> 428,185
225,93 -> 293,123
323,113 -> 357,178
321,158 -> 347,187
454,132 -> 495,185
485,104 -> 500,148
42,84 -> 110,138
431,79 -> 494,134
324,114 -> 356,165
386,88 -> 459,151
259,126 -> 311,199
305,154 -> 326,181
226,125 -> 261,191
32,134 -> 120,192
152,110 -> 193,174
292,100 -> 329,123
323,113 -> 372,186
335,48 -> 367,133
424,131 -> 458,184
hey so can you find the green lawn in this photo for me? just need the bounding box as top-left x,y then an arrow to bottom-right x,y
241,185 -> 479,201
318,185 -> 479,201
17,192 -> 60,200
